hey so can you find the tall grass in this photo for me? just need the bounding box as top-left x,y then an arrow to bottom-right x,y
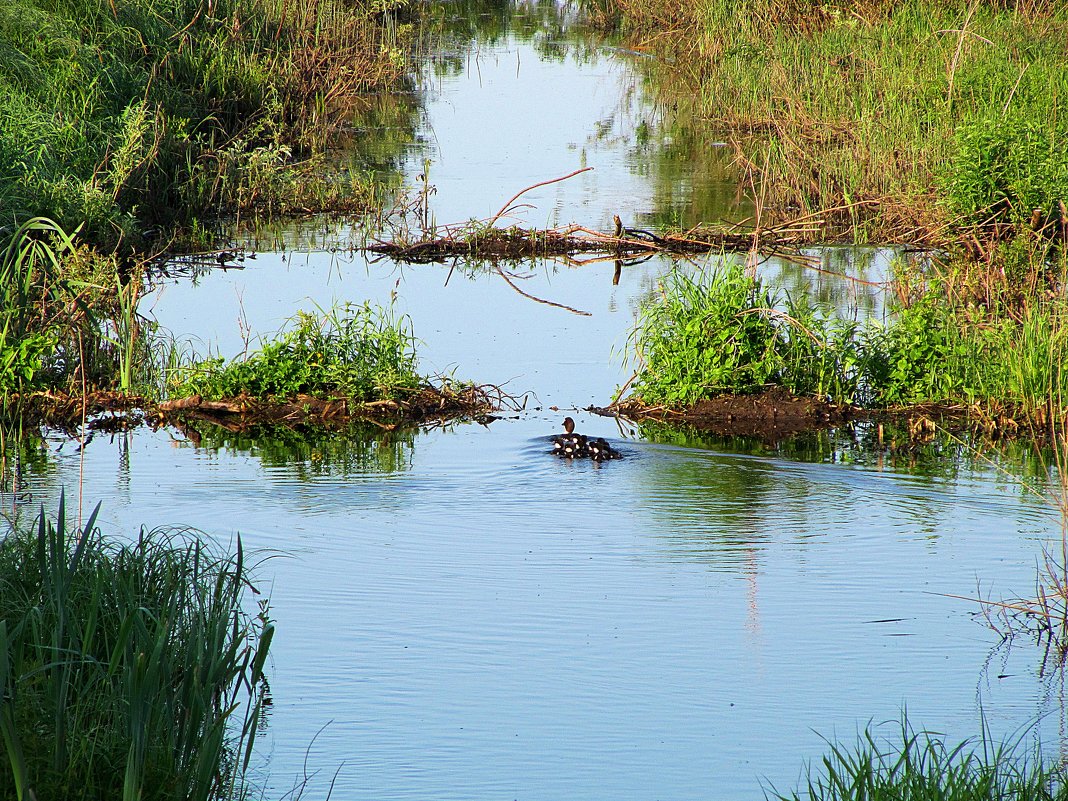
0,492 -> 272,801
0,0 -> 411,247
773,717 -> 1068,801
629,265 -> 867,407
0,217 -> 169,397
610,0 -> 1068,244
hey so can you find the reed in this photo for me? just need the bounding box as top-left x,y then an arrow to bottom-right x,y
773,716 -> 1068,801
609,0 -> 1068,245
0,492 -> 272,801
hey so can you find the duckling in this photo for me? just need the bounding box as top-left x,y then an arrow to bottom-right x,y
587,436 -> 621,462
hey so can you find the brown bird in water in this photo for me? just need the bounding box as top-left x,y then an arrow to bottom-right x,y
552,417 -> 587,458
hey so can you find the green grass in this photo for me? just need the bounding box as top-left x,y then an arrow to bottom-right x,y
0,0 -> 411,249
0,492 -> 272,801
773,717 -> 1068,801
629,264 -> 866,406
627,262 -> 1068,426
610,0 -> 1068,244
169,302 -> 424,403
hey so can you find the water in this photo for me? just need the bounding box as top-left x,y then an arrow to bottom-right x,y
13,4 -> 1068,799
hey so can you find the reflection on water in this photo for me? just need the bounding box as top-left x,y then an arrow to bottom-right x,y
176,421 -> 416,477
9,3 -> 1068,800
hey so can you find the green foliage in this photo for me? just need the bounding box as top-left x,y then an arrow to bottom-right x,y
0,492 -> 272,801
628,263 -> 1068,423
774,717 -> 1068,801
171,303 -> 423,402
0,217 -> 168,397
630,266 -> 781,405
612,0 -> 1068,242
0,0 -> 410,246
630,266 -> 865,406
0,218 -> 78,393
946,115 -> 1068,229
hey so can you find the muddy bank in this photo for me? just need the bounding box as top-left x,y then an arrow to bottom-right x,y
12,384 -> 501,435
610,387 -> 855,441
608,388 -> 1028,443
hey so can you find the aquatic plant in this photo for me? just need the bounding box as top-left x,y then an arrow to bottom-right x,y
0,492 -> 272,801
0,218 -> 82,394
629,265 -> 782,405
169,302 -> 423,403
626,262 -> 1068,429
772,717 -> 1068,801
628,265 -> 866,407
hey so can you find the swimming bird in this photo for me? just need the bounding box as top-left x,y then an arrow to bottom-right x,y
586,436 -> 621,462
551,417 -> 588,458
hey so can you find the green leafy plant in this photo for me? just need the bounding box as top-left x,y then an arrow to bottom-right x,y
629,265 -> 782,405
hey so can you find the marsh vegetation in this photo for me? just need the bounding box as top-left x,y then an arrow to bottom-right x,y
0,0 -> 413,250
0,494 -> 271,801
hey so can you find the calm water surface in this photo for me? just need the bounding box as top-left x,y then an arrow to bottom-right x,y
16,6 -> 1068,799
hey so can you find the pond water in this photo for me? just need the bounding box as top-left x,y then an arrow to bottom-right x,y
13,3 -> 1068,799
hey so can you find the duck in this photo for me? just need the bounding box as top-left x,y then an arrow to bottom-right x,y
551,417 -> 588,458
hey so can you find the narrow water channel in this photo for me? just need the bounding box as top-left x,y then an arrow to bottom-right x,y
13,3 -> 1068,799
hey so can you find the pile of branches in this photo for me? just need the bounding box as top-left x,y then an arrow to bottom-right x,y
367,167 -> 827,265
367,216 -> 822,264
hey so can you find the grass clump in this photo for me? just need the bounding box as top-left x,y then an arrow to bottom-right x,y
773,718 -> 1068,801
170,303 -> 423,403
629,265 -> 865,407
627,262 -> 1068,428
0,493 -> 272,801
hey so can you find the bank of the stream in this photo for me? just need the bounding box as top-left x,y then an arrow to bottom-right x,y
0,0 -> 414,252
606,0 -> 1068,249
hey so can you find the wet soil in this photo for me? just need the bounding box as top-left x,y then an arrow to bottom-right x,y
609,388 -> 1035,444
611,387 -> 857,441
12,384 -> 500,434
